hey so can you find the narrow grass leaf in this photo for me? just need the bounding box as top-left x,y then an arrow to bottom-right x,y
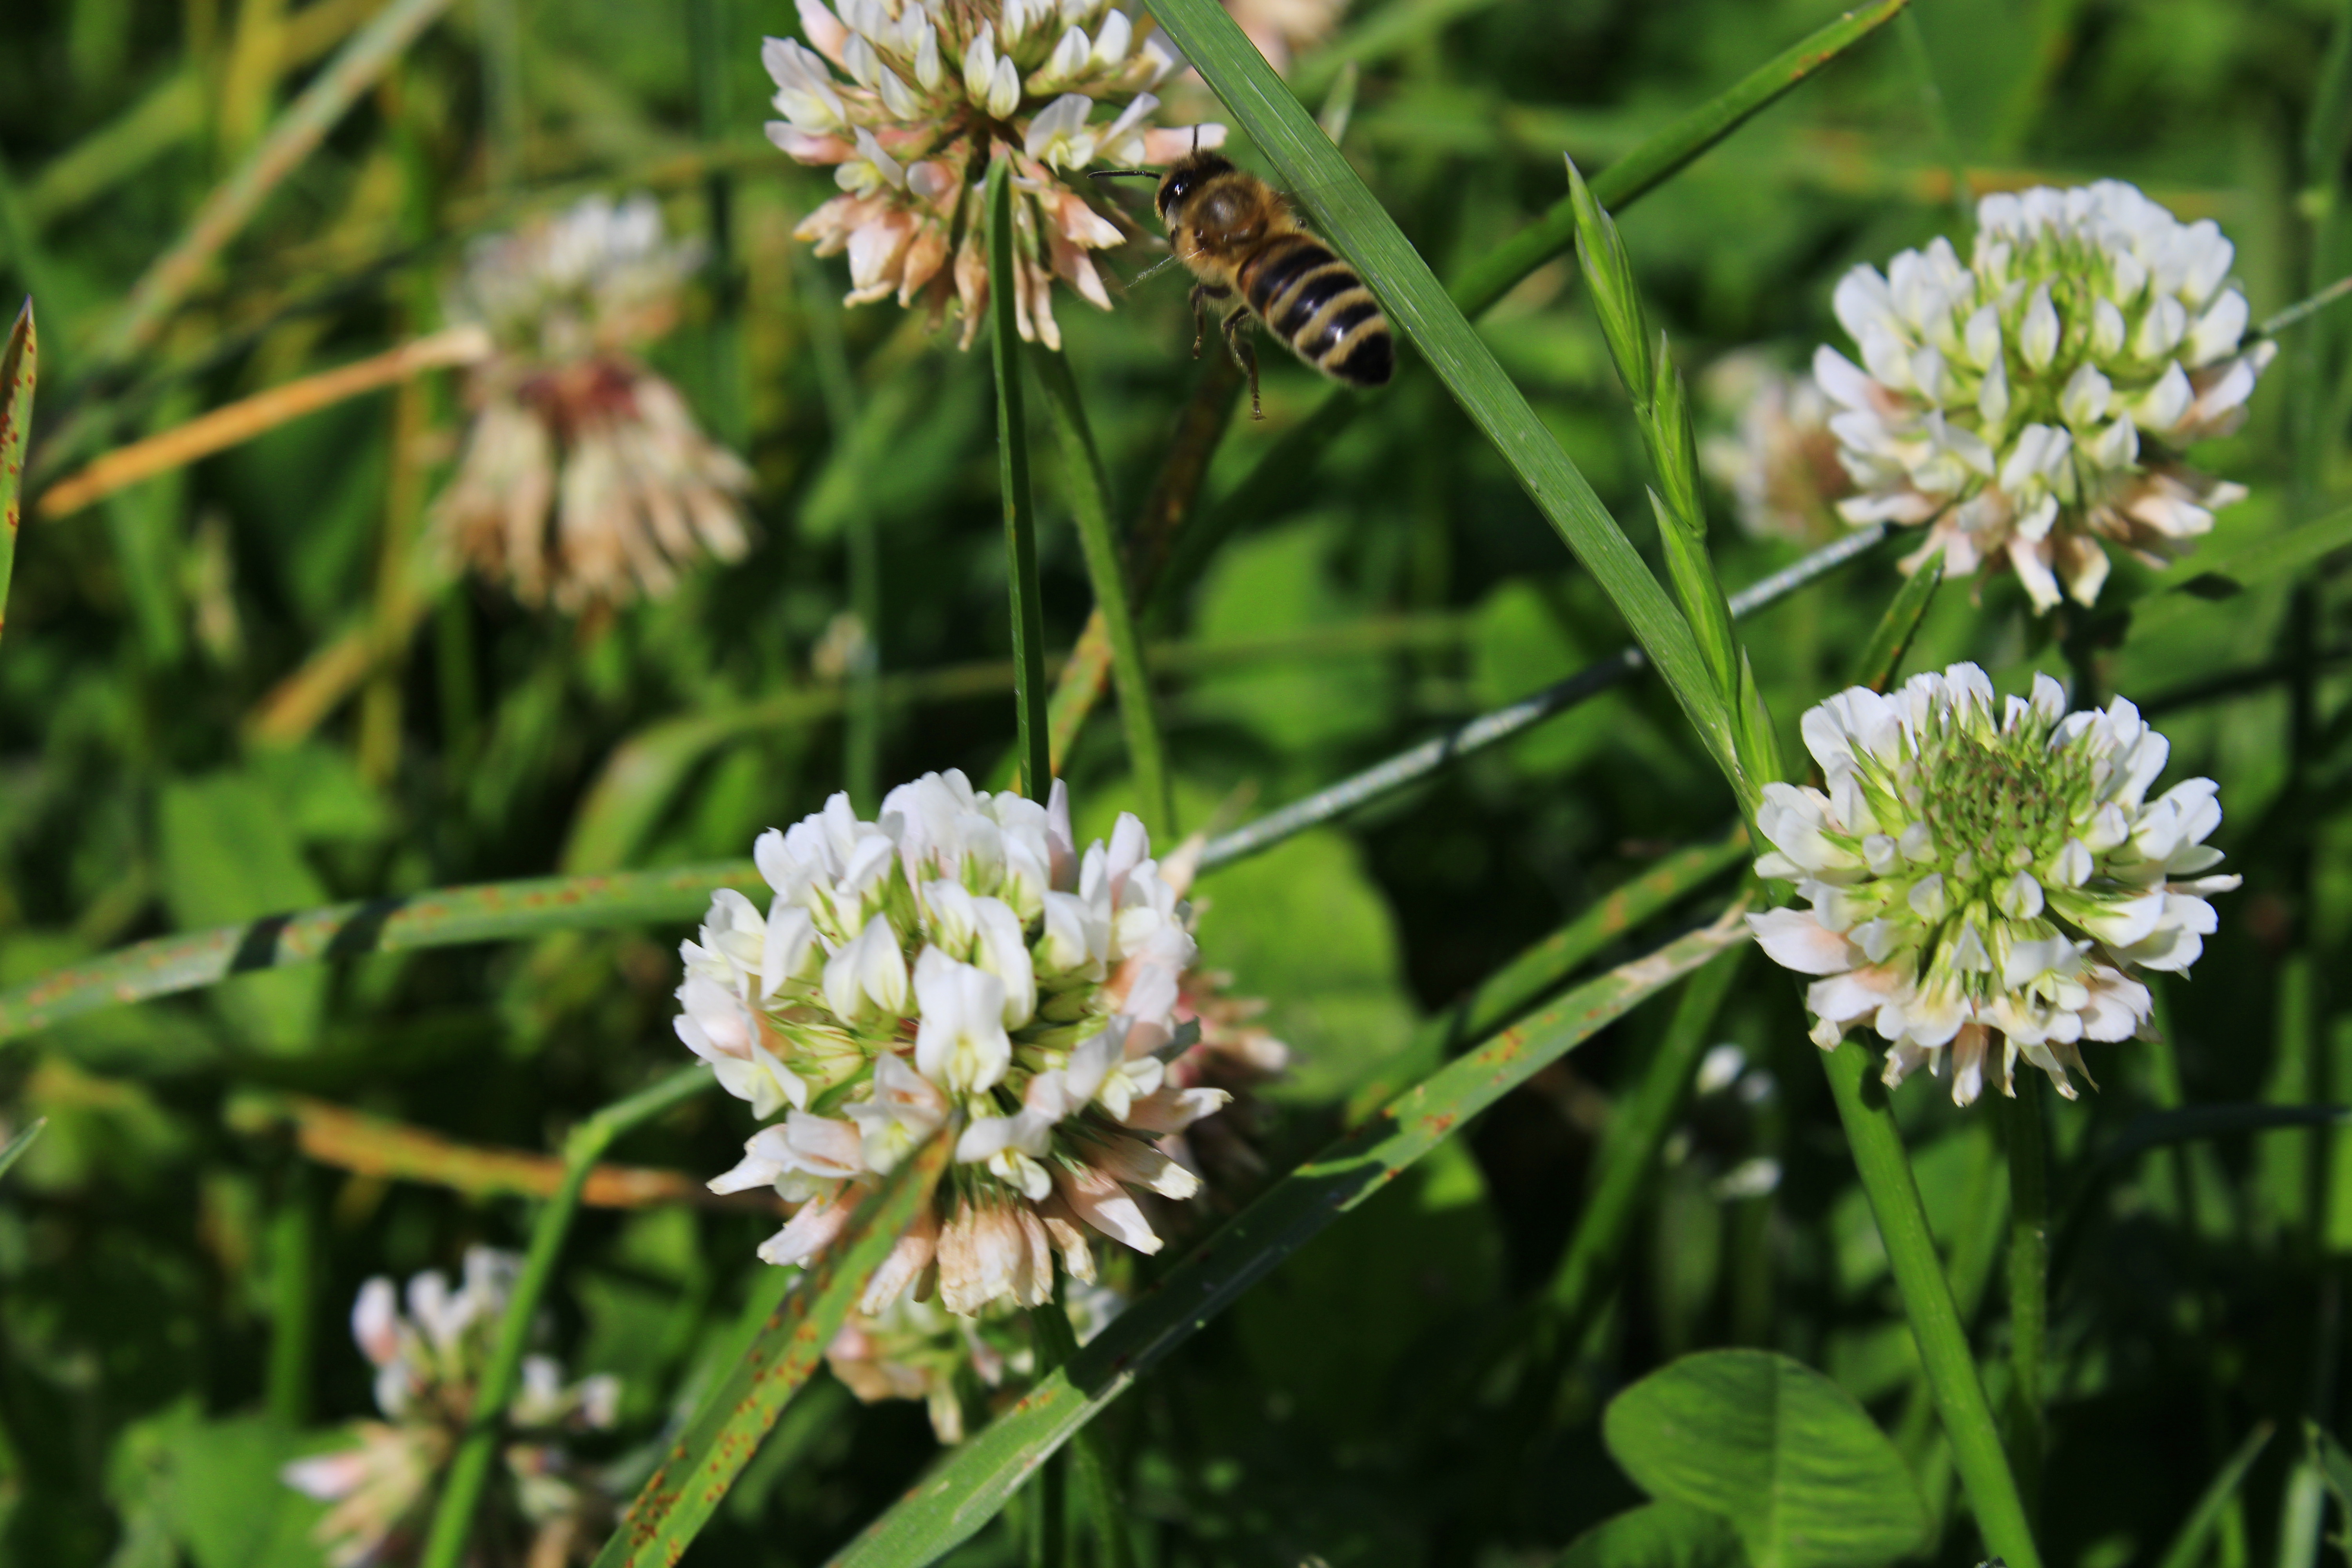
1846,549 -> 1943,692
0,301 -> 34,645
419,1068 -> 712,1568
82,0 -> 456,377
2123,505 -> 2352,645
2152,1423 -> 2273,1568
593,1128 -> 952,1568
1144,0 -> 1909,650
0,860 -> 763,1044
1151,0 -> 1741,789
1344,829 -> 1747,1119
0,1116 -> 44,1181
825,910 -> 1750,1568
1028,345 -> 1173,837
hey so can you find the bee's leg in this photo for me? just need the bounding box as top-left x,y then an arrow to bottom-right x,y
1189,283 -> 1214,358
1220,305 -> 1263,420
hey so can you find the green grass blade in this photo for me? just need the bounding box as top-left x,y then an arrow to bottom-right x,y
2123,504 -> 2352,645
0,859 -> 762,1044
989,161 -> 1053,799
0,301 -> 34,645
1028,345 -> 1174,837
0,1117 -> 45,1182
1847,548 -> 1943,692
1547,942 -> 1747,1334
1448,0 -> 1914,319
418,1068 -> 712,1568
0,529 -> 1871,1046
1153,0 -> 1742,788
82,0 -> 456,377
1343,828 -> 1748,1119
2153,1423 -> 2274,1568
823,911 -> 1750,1568
1127,0 -> 1912,690
1196,527 -> 1884,873
593,1128 -> 953,1568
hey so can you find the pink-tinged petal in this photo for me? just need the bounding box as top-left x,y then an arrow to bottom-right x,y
281,1448 -> 372,1501
351,1277 -> 400,1365
767,124 -> 853,163
1053,1160 -> 1163,1254
757,1185 -> 857,1267
1140,123 -> 1225,163
1748,909 -> 1861,976
858,1205 -> 939,1313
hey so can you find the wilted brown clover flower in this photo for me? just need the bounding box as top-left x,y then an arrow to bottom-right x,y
1699,352 -> 1855,546
434,194 -> 753,612
764,0 -> 1221,348
1219,0 -> 1347,76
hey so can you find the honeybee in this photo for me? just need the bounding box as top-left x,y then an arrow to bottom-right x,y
1097,150 -> 1393,419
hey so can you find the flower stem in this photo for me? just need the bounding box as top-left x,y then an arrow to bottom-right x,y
1027,345 -> 1174,840
1817,1038 -> 2042,1568
985,158 -> 1052,799
2002,1069 -> 2049,1527
1035,1297 -> 1138,1568
416,1068 -> 710,1568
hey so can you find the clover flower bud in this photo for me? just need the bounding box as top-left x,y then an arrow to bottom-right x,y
1816,182 -> 2272,612
1749,664 -> 2238,1105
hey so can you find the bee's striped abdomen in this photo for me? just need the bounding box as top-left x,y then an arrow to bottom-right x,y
1239,235 -> 1394,389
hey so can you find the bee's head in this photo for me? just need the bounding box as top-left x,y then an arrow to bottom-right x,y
1155,151 -> 1235,224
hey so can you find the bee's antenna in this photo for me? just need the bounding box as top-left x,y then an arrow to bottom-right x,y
1191,123 -> 1200,153
1090,169 -> 1155,180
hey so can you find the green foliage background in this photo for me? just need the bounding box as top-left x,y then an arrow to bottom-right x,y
0,0 -> 2348,1563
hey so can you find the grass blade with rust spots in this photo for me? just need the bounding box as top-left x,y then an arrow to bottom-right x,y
825,911 -> 1749,1568
0,860 -> 762,1044
593,1130 -> 952,1568
419,1069 -> 713,1568
0,301 -> 33,646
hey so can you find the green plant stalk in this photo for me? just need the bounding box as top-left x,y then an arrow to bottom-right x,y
478,0 -> 525,192
824,912 -> 1749,1568
1548,942 -> 1748,1356
1033,1300 -> 1136,1568
83,0 -> 456,377
592,1129 -> 953,1568
1819,1039 -> 2042,1568
417,1068 -> 711,1568
1027,346 -> 1174,839
0,303 -> 35,644
1151,0 -> 1742,798
2003,1071 -> 2049,1526
987,161 -> 1053,798
792,245 -> 884,811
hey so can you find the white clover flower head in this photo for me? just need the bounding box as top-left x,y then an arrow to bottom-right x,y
281,1252 -> 619,1568
435,194 -> 751,611
1816,182 -> 2274,612
762,0 -> 1223,348
679,771 -> 1239,1317
1748,663 -> 2240,1105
